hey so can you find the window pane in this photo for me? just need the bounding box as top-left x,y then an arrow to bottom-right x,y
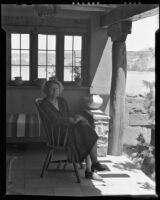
47,51 -> 56,65
48,35 -> 56,50
64,51 -> 72,66
11,66 -> 20,80
38,35 -> 46,50
11,50 -> 20,65
64,67 -> 73,81
75,57 -> 81,66
38,51 -> 46,65
11,34 -> 20,49
73,66 -> 81,78
21,66 -> 29,80
21,34 -> 29,49
21,50 -> 29,65
74,36 -> 82,50
73,50 -> 81,66
64,36 -> 72,50
47,66 -> 56,80
38,66 -> 46,78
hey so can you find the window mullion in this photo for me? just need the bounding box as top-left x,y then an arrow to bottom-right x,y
72,36 -> 74,81
31,30 -> 37,83
8,33 -> 11,83
46,35 -> 48,79
58,33 -> 63,82
20,34 -> 21,77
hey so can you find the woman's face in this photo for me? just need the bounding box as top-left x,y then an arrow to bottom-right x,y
48,83 -> 60,98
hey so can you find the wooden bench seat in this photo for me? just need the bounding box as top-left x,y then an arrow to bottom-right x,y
6,113 -> 46,143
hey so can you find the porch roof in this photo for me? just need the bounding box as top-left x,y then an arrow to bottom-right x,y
2,4 -> 159,24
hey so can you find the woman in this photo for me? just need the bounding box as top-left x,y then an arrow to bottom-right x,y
40,79 -> 108,180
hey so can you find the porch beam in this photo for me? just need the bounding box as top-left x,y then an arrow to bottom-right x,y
101,4 -> 159,28
108,21 -> 132,156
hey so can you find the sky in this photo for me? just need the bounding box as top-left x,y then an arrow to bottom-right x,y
126,14 -> 159,51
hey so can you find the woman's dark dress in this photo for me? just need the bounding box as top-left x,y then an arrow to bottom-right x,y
40,97 -> 98,162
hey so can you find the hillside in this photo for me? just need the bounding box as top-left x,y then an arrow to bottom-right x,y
127,48 -> 155,71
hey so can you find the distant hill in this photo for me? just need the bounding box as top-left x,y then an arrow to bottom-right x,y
127,48 -> 155,71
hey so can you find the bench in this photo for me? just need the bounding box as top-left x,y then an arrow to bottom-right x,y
6,113 -> 46,143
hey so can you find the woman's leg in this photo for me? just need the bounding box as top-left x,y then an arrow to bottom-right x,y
85,155 -> 92,171
89,143 -> 98,164
85,155 -> 103,181
89,142 -> 108,171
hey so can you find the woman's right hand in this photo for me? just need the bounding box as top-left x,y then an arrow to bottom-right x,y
68,117 -> 75,124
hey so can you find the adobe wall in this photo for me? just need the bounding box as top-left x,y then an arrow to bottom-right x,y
123,95 -> 151,146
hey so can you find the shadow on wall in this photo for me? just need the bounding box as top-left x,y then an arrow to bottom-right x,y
99,94 -> 110,114
89,14 -> 112,85
89,15 -> 112,115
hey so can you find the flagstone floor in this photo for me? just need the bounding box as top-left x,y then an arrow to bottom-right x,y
6,143 -> 157,197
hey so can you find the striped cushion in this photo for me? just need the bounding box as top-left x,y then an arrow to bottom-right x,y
6,113 -> 45,138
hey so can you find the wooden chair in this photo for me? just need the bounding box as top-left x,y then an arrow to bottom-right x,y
35,98 -> 81,183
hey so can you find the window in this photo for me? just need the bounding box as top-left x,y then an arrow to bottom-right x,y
64,35 -> 82,82
11,33 -> 30,80
38,34 -> 56,80
8,30 -> 87,86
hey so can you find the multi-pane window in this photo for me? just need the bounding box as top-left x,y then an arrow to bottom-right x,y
11,33 -> 30,80
64,35 -> 82,82
38,34 -> 56,80
8,32 -> 85,86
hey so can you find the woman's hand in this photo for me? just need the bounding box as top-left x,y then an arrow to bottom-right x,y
74,114 -> 87,124
69,115 -> 88,124
68,117 -> 75,124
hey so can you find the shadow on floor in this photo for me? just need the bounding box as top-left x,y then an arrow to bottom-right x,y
112,161 -> 140,172
6,144 -> 103,196
100,173 -> 130,178
137,182 -> 155,190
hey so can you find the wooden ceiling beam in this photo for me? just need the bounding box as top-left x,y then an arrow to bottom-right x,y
100,4 -> 159,28
56,4 -> 120,12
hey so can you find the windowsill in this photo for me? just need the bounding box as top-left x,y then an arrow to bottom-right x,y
7,85 -> 90,90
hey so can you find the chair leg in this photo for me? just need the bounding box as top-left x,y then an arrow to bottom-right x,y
63,161 -> 67,169
40,149 -> 52,178
56,161 -> 62,170
73,162 -> 81,183
46,152 -> 52,170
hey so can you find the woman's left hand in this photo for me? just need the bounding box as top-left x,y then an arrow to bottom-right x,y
74,114 -> 87,124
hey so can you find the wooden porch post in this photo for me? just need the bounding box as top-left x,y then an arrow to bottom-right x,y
107,21 -> 132,155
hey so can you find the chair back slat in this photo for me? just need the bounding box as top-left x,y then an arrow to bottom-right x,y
35,98 -> 54,146
35,98 -> 69,148
63,127 -> 68,147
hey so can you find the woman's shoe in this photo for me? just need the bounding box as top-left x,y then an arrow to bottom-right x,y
85,170 -> 92,179
85,170 -> 103,181
91,162 -> 108,172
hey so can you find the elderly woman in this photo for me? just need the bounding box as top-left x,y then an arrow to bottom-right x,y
40,79 -> 107,180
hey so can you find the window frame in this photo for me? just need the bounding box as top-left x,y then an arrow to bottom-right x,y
62,33 -> 84,86
7,30 -> 32,86
7,27 -> 89,87
37,33 -> 57,80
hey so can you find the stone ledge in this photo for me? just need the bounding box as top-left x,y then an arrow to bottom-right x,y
97,144 -> 108,157
123,126 -> 151,146
129,114 -> 149,126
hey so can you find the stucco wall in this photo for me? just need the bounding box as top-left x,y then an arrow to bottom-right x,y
5,12 -> 112,114
6,87 -> 89,114
89,14 -> 112,114
123,95 -> 151,146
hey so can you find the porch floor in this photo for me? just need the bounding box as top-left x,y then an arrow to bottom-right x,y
6,144 -> 156,197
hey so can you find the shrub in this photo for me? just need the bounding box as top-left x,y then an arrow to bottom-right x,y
130,134 -> 155,180
143,80 -> 155,125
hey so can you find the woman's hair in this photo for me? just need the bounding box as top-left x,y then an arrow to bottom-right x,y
42,79 -> 64,96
